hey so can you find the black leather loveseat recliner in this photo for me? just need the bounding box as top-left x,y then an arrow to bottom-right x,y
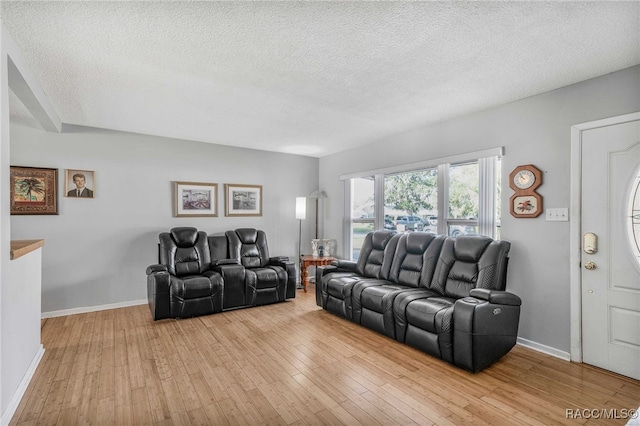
316,230 -> 520,373
147,227 -> 296,321
226,228 -> 291,306
146,227 -> 223,320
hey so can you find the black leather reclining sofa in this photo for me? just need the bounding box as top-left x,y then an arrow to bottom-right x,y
316,230 -> 521,372
146,227 -> 296,320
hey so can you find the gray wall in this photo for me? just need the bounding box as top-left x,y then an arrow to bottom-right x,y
10,122 -> 319,314
319,65 -> 640,354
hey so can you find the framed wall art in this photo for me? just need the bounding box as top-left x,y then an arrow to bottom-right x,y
65,169 -> 95,198
224,184 -> 262,217
10,166 -> 58,215
174,181 -> 218,217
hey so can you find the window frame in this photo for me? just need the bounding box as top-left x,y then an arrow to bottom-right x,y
342,147 -> 503,260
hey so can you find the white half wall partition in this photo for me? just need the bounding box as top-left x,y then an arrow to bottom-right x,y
1,21 -> 61,425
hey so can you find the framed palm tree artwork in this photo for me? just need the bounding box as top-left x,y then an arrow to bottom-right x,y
10,166 -> 58,215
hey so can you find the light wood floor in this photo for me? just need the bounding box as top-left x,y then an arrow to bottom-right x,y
11,285 -> 640,425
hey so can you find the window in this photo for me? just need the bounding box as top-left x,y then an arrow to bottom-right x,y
349,176 -> 375,260
384,168 -> 438,233
342,148 -> 502,260
447,161 -> 479,237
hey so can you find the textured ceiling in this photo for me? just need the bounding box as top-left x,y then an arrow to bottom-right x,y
1,1 -> 639,157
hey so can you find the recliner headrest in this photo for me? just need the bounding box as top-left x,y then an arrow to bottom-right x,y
406,232 -> 435,254
454,236 -> 493,262
170,227 -> 199,248
235,228 -> 258,244
371,231 -> 396,250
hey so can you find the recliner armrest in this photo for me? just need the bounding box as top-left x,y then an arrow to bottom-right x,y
147,266 -> 171,321
268,257 -> 293,267
146,264 -> 168,275
317,264 -> 336,275
453,291 -> 521,372
330,260 -> 358,272
212,259 -> 240,266
469,288 -> 521,306
266,257 -> 296,299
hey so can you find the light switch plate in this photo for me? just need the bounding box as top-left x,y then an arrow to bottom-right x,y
546,208 -> 569,222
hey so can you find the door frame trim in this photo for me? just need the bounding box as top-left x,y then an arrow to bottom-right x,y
569,111 -> 640,363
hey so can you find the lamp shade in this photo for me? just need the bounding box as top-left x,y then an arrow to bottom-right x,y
308,190 -> 328,199
295,197 -> 307,220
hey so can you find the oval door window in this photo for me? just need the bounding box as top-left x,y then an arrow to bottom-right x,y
628,168 -> 640,267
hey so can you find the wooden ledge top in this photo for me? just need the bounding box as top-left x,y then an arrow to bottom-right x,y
11,239 -> 45,260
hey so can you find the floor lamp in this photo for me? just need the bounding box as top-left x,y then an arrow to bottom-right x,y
308,190 -> 327,239
295,197 -> 307,288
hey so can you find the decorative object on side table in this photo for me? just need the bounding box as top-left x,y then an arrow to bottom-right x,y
311,239 -> 320,257
174,181 -> 217,217
322,239 -> 333,257
225,183 -> 262,216
509,164 -> 543,218
10,166 -> 58,215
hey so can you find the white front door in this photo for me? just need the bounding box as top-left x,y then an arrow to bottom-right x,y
581,116 -> 640,380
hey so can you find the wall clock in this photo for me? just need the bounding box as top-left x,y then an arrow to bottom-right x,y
513,169 -> 536,189
509,164 -> 543,218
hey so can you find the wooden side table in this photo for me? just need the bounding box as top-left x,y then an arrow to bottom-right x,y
300,255 -> 337,293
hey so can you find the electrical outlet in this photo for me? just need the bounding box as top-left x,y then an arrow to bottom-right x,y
546,208 -> 569,222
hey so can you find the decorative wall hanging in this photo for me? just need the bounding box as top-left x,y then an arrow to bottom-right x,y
225,184 -> 262,217
10,166 -> 58,215
65,169 -> 95,198
174,181 -> 218,217
509,164 -> 543,218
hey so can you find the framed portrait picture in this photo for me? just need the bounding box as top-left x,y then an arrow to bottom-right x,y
10,166 -> 58,215
174,181 -> 218,217
65,169 -> 95,198
224,184 -> 262,217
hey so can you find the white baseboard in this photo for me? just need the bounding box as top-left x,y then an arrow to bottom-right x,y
42,299 -> 147,319
517,337 -> 571,361
1,344 -> 45,426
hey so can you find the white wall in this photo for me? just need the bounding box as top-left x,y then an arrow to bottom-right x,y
2,248 -> 43,415
10,122 -> 319,314
0,21 -> 8,421
319,65 -> 640,355
1,22 -> 60,424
